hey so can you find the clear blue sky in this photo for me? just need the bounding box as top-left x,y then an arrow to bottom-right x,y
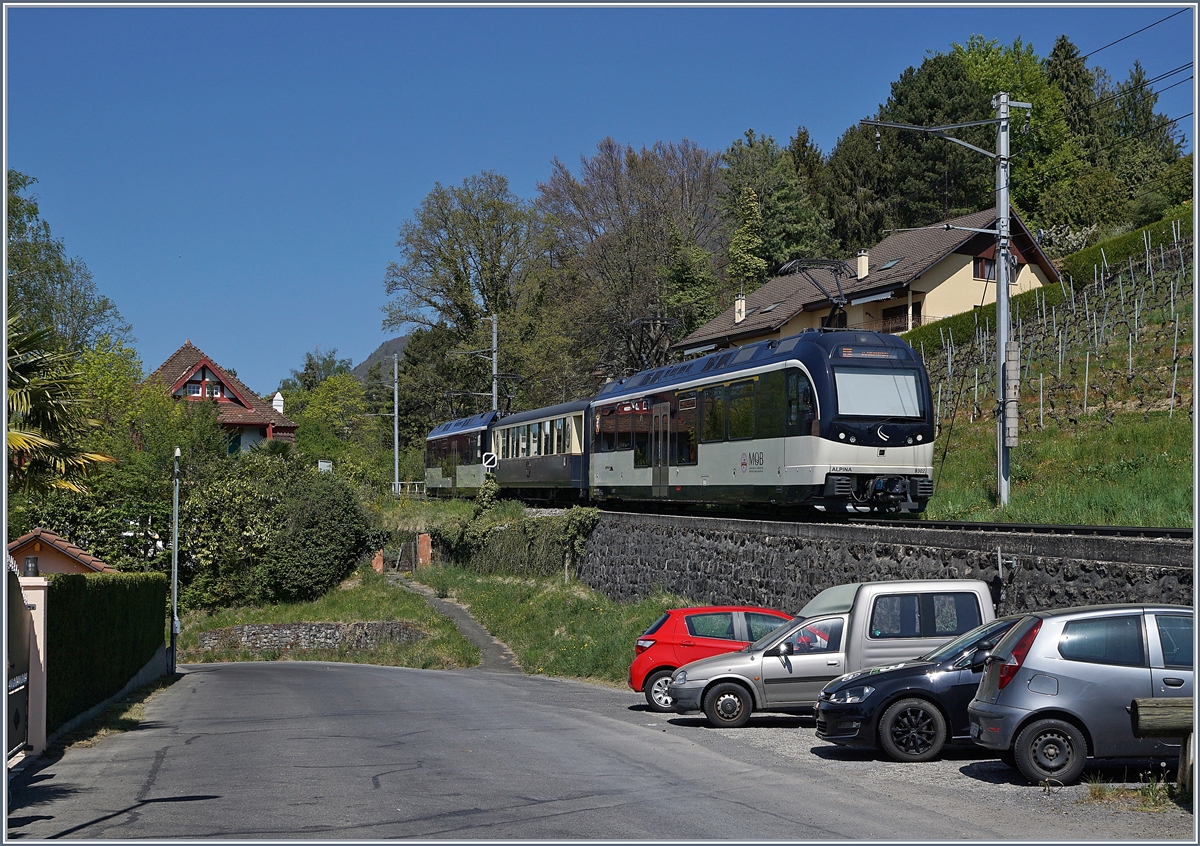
6,5 -> 1195,395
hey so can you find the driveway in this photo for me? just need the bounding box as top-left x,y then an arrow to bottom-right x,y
7,661 -> 1193,840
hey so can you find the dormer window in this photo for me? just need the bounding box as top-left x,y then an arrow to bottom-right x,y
186,383 -> 202,396
206,384 -> 223,398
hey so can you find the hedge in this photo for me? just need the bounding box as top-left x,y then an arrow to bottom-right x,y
1059,202 -> 1193,289
45,572 -> 167,733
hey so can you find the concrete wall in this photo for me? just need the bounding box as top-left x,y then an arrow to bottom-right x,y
578,512 -> 1192,616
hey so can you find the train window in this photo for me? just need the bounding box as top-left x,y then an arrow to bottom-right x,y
728,381 -> 755,441
756,371 -> 786,439
617,406 -> 633,450
675,392 -> 698,464
531,423 -> 541,456
572,415 -> 583,452
787,370 -> 816,437
834,367 -> 921,417
633,406 -> 650,467
555,418 -> 564,454
543,420 -> 553,455
598,406 -> 618,452
519,425 -> 529,457
701,386 -> 726,443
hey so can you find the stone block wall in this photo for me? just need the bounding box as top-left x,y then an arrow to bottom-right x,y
197,621 -> 426,652
578,513 -> 1193,616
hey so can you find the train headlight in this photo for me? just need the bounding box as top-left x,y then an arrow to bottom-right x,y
916,434 -> 923,442
849,435 -> 857,443
838,432 -> 846,440
906,436 -> 914,444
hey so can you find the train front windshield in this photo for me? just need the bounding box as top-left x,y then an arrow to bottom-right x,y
832,367 -> 924,417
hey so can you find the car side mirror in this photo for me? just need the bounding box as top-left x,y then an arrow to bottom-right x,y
777,641 -> 794,657
969,649 -> 991,673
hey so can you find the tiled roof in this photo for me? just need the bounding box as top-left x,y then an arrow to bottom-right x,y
675,209 -> 1058,350
144,341 -> 297,431
8,527 -> 116,573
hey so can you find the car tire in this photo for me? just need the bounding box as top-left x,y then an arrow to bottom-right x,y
703,682 -> 753,728
878,698 -> 947,762
643,669 -> 676,712
1013,718 -> 1087,785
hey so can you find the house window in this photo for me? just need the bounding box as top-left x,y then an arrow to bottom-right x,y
973,257 -> 996,281
186,383 -> 201,396
206,384 -> 223,398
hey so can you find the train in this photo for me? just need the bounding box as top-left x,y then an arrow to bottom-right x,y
424,327 -> 936,514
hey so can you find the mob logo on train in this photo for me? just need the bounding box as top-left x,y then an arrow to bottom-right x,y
740,452 -> 765,473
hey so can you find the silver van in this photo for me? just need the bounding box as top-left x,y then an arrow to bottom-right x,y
668,579 -> 995,728
968,604 -> 1194,785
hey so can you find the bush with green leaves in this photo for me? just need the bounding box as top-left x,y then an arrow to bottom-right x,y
180,451 -> 375,610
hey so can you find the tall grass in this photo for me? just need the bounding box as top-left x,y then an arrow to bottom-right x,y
416,566 -> 687,683
927,411 -> 1193,525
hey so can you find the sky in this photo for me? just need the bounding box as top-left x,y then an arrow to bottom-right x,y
5,4 -> 1196,396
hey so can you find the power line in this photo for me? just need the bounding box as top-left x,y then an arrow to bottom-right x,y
1057,62 -> 1192,125
1080,9 -> 1190,61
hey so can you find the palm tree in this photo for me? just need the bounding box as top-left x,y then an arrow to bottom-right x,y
7,313 -> 114,493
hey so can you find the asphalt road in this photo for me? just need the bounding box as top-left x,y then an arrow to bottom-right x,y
7,661 -> 1194,841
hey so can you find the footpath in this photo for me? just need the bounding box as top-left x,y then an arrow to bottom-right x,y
387,572 -> 523,673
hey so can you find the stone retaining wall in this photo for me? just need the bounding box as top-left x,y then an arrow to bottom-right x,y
578,512 -> 1193,615
197,621 -> 426,652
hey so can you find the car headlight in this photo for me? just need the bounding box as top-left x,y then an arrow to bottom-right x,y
826,685 -> 875,704
673,670 -> 687,684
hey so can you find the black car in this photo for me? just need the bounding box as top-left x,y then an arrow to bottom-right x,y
814,615 -> 1021,762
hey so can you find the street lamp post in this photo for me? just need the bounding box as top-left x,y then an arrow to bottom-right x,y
170,446 -> 180,674
861,91 -> 1030,508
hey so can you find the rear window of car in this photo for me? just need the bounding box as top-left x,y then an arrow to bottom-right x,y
869,592 -> 982,639
746,612 -> 790,641
1156,615 -> 1194,669
685,612 -> 735,640
1058,615 -> 1145,667
642,613 -> 670,636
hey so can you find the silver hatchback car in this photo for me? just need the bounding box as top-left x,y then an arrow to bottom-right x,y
968,604 -> 1193,785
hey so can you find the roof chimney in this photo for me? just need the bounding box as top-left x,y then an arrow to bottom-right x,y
272,391 -> 284,414
734,292 -> 746,324
857,250 -> 869,281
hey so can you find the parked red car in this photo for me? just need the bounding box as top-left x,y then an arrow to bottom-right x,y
629,606 -> 793,712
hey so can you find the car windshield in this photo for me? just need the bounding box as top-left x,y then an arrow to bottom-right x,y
919,617 -> 1017,662
745,616 -> 806,651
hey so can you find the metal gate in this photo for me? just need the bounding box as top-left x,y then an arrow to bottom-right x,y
7,571 -> 31,759
651,402 -> 671,498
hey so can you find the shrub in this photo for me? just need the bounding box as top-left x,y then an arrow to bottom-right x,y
45,572 -> 167,732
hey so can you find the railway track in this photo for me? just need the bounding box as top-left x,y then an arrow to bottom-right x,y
596,503 -> 1192,541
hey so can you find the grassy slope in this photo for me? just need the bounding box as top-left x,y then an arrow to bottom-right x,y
178,566 -> 480,668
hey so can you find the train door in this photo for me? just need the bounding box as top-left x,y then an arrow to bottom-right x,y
651,402 -> 671,497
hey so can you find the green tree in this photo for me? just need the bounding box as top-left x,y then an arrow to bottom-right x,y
7,315 -> 115,495
383,171 -> 543,339
726,187 -> 768,293
7,170 -> 131,351
720,130 -> 835,270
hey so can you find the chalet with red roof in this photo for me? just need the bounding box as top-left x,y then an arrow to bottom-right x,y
9,528 -> 117,575
146,341 -> 297,451
673,209 -> 1060,355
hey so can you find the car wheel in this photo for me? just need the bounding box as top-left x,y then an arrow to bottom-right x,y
643,669 -> 676,713
1013,718 -> 1087,785
703,682 -> 753,728
878,698 -> 947,762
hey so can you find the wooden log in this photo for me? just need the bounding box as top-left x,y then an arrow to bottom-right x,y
1130,697 -> 1194,738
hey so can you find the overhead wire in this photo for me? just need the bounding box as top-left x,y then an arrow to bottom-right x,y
1079,9 -> 1190,61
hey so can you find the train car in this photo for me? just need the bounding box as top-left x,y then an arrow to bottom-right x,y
425,410 -> 498,498
588,328 -> 935,513
489,400 -> 591,502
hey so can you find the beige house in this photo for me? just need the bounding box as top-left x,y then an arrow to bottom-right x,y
8,528 -> 117,575
674,209 -> 1060,355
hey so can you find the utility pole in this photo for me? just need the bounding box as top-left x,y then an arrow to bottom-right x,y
392,353 -> 399,496
862,91 -> 1030,508
490,313 -> 498,412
